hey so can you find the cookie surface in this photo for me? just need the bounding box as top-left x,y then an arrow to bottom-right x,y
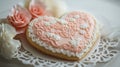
26,11 -> 100,60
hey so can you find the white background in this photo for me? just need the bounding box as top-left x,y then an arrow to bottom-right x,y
0,0 -> 120,67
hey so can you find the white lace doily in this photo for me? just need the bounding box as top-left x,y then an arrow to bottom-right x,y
14,36 -> 119,67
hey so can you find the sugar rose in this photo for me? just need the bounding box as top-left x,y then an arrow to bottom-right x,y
7,4 -> 32,28
29,0 -> 46,18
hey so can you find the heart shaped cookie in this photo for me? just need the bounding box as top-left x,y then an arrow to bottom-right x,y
26,11 -> 100,61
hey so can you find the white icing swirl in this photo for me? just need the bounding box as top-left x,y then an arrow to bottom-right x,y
46,32 -> 61,41
44,19 -> 57,26
56,19 -> 68,25
73,15 -> 80,19
79,30 -> 86,35
69,37 -> 83,48
80,23 -> 89,29
69,18 -> 76,22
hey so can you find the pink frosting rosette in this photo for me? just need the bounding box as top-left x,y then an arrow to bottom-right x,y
29,0 -> 49,18
7,4 -> 32,33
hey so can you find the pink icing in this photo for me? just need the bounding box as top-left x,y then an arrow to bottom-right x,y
7,4 -> 32,28
31,11 -> 95,53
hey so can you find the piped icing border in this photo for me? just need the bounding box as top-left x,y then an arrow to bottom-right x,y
27,16 -> 99,58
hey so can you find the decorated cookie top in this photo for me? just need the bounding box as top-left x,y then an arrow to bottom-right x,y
28,11 -> 96,53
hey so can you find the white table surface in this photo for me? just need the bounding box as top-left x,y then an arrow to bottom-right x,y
0,0 -> 120,67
